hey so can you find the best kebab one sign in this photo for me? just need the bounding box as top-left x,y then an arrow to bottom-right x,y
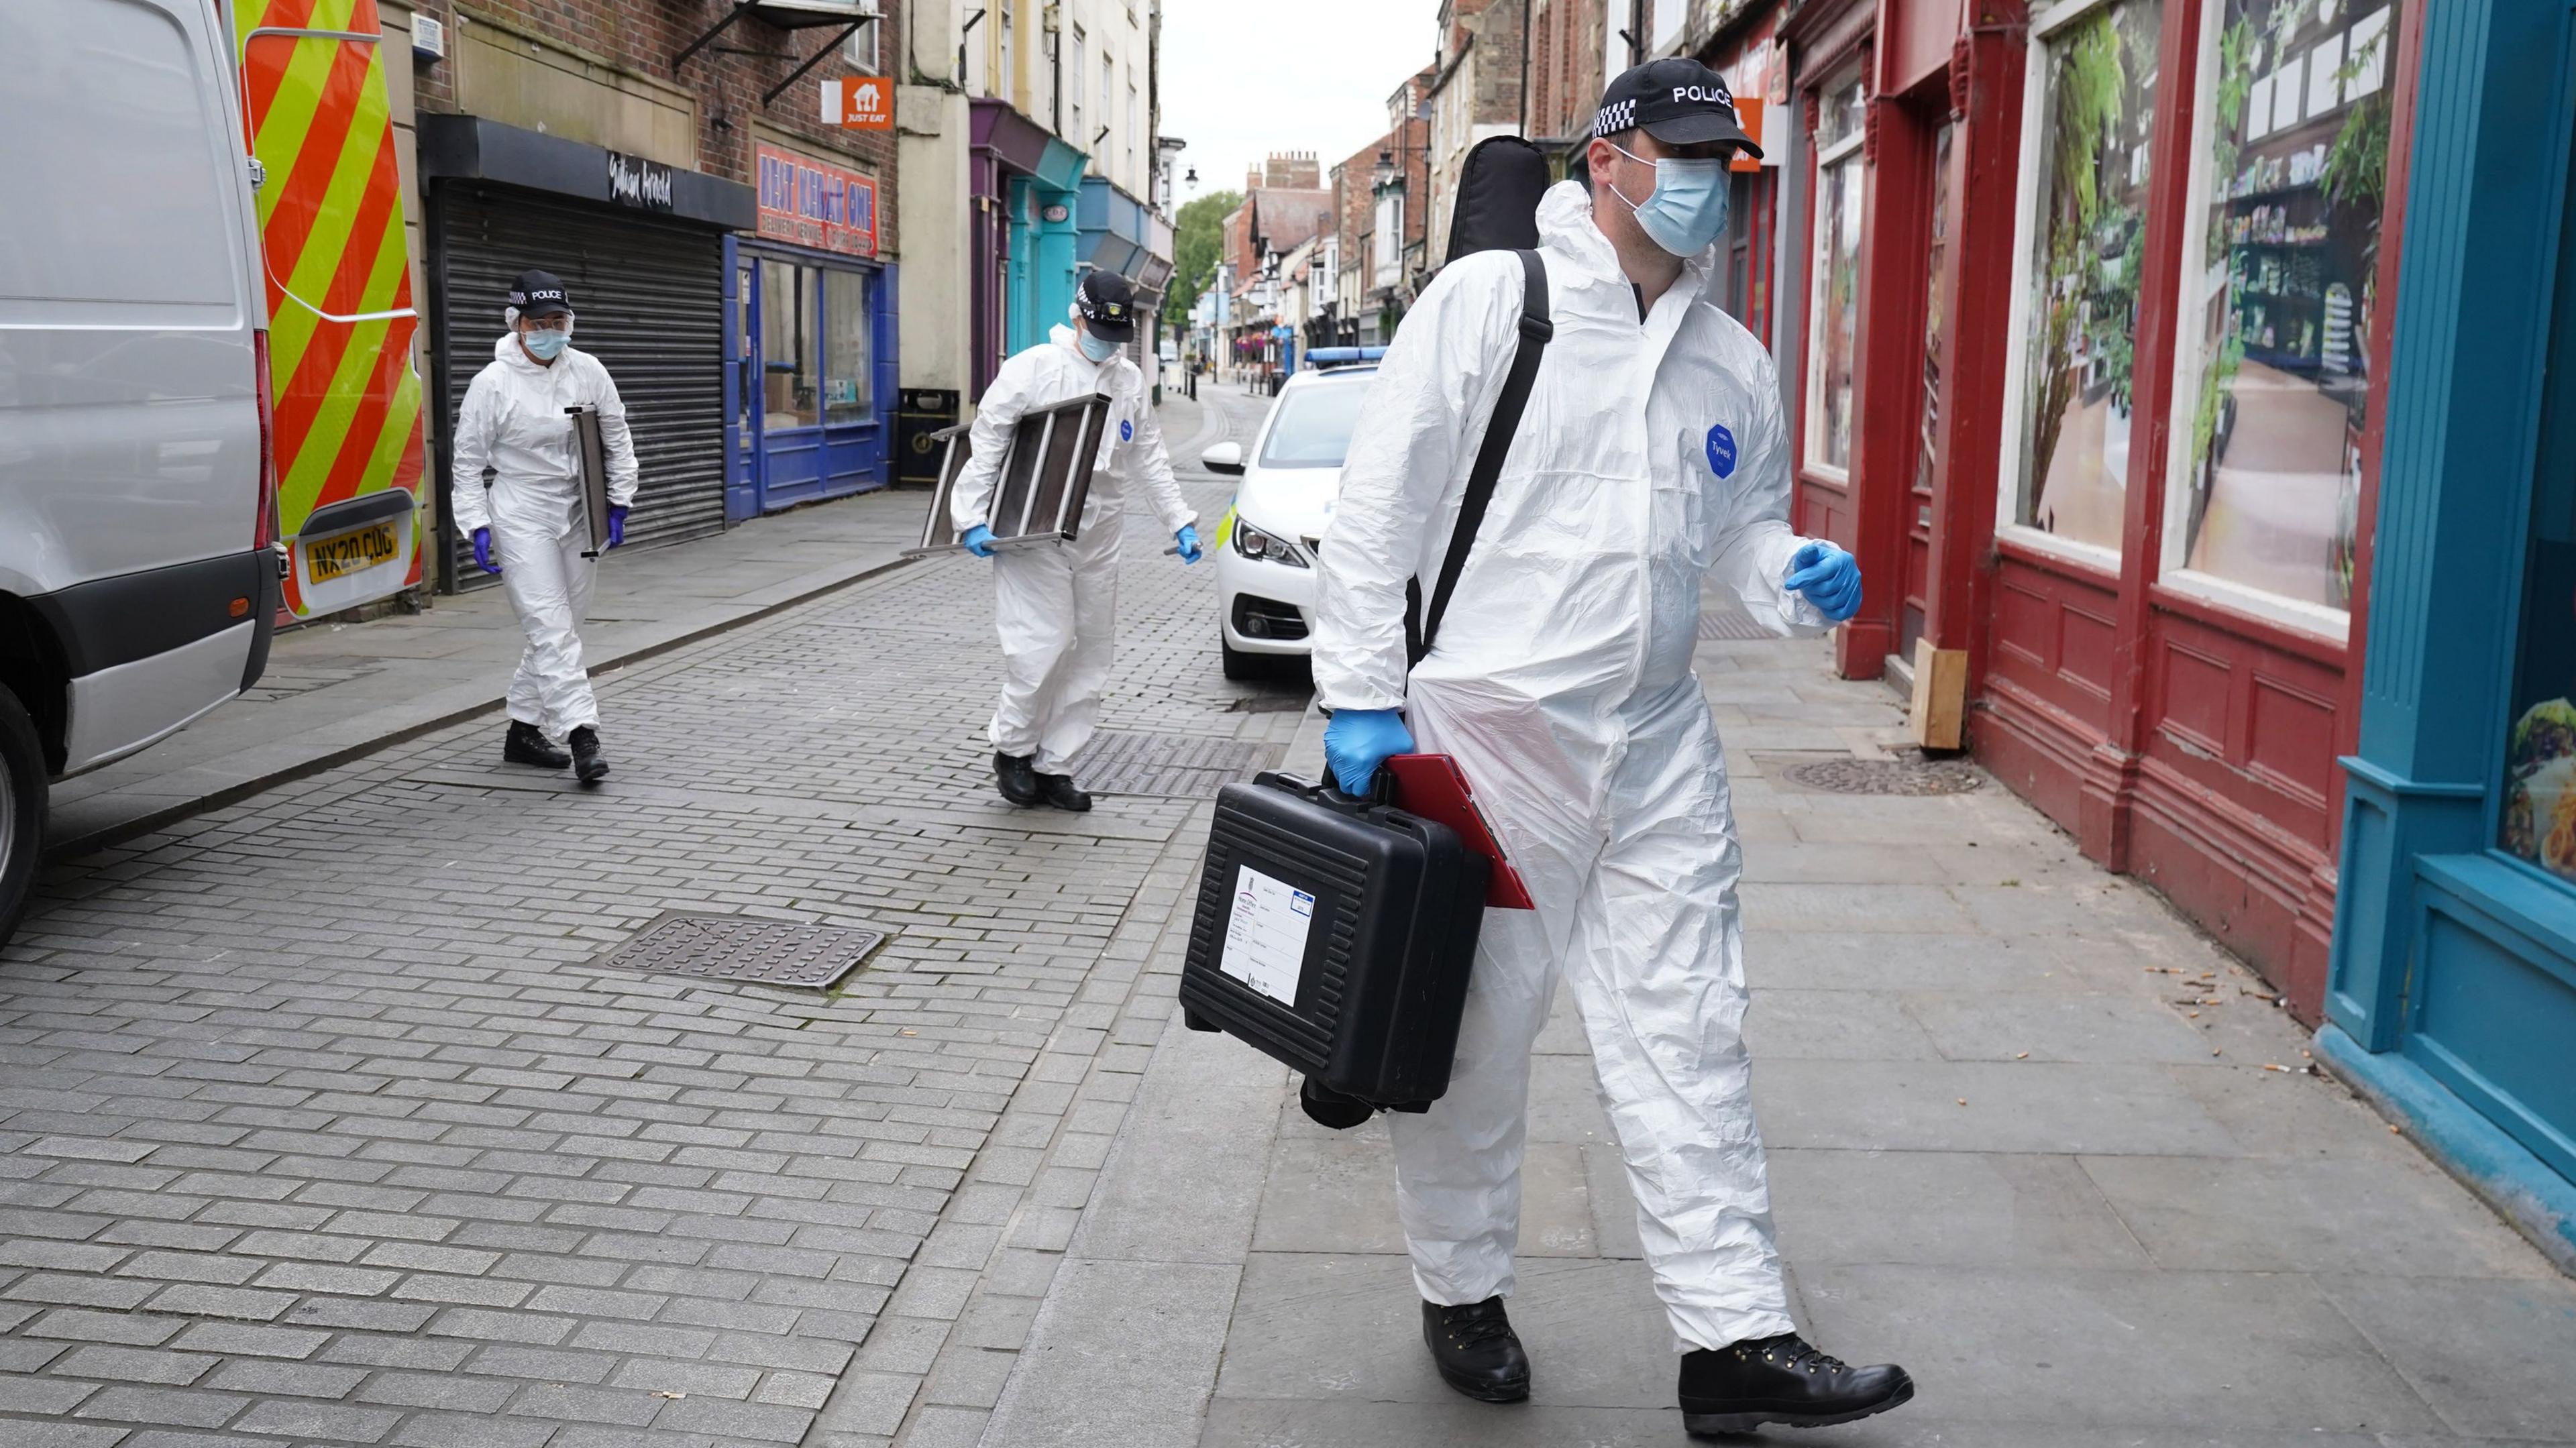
755,142 -> 879,258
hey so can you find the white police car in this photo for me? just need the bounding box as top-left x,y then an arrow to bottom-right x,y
1201,352 -> 1382,679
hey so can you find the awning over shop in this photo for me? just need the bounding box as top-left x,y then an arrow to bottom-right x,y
1078,176 -> 1148,278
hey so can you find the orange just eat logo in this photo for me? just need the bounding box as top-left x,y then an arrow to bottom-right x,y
824,76 -> 893,130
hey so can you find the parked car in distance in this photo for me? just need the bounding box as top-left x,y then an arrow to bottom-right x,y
0,0 -> 281,944
1205,359 -> 1379,680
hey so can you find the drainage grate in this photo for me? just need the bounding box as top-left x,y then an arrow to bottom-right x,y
1700,609 -> 1777,641
590,913 -> 886,989
1762,753 -> 1984,797
1069,732 -> 1283,797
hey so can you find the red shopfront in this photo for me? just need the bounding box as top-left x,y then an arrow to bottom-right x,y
1782,0 -> 2422,1018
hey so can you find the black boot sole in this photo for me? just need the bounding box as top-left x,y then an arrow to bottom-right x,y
574,760 -> 609,785
1683,1377 -> 1914,1436
1432,1362 -> 1530,1404
503,747 -> 569,769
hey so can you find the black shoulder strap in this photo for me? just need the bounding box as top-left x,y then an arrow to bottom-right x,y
1407,249 -> 1551,667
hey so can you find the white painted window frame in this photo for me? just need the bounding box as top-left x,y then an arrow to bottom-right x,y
2150,0 -> 2374,642
1994,0 -> 2156,577
1802,68 -> 1866,484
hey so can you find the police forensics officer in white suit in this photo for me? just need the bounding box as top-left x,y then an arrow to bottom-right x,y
1308,60 -> 1911,1437
951,271 -> 1201,812
451,270 -> 638,785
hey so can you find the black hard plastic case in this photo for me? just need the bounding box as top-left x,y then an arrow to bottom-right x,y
1180,771 -> 1489,1108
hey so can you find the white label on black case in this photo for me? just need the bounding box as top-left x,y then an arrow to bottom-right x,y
1218,865 -> 1312,1007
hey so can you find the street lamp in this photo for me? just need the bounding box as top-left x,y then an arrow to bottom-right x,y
1372,149 -> 1395,193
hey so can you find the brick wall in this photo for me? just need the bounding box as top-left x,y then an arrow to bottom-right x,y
402,0 -> 899,252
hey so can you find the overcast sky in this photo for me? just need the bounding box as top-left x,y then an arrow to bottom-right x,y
1159,0 -> 1444,205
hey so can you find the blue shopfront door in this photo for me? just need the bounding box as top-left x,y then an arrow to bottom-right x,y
724,236 -> 898,516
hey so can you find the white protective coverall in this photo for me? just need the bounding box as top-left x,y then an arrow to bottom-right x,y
451,333 -> 639,740
951,325 -> 1195,773
1310,181 -> 1829,1353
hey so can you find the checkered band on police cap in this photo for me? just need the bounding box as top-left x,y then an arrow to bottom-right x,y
1590,57 -> 1762,157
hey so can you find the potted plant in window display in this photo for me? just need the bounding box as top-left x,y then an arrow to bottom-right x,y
2027,11 -> 2127,511
2185,17 -> 2259,559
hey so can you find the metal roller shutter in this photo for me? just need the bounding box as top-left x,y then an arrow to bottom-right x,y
434,182 -> 728,590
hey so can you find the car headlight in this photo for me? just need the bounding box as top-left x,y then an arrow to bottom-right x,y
1232,519 -> 1308,568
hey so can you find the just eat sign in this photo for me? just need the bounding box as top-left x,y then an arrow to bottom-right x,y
823,76 -> 893,131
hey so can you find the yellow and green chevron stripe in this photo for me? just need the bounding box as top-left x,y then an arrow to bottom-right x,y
236,0 -> 427,614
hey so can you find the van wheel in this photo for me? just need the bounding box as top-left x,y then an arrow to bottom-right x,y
0,686 -> 43,952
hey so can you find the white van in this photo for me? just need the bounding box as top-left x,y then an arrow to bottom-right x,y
0,0 -> 280,944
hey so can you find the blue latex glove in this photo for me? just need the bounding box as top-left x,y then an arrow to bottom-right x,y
1175,524 -> 1203,564
962,524 -> 998,558
1785,540 -> 1862,622
607,504 -> 629,549
1322,708 -> 1414,797
472,526 -> 500,575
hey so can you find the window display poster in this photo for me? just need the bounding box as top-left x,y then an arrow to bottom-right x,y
2018,0 -> 2165,553
2173,0 -> 2406,613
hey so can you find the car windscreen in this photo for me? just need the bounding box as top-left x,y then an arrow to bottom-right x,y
1256,377 -> 1374,469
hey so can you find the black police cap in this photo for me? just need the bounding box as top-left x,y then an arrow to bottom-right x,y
508,269 -> 573,318
1076,270 -> 1137,343
1592,57 -> 1762,158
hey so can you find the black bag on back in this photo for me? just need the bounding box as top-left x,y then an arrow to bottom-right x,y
1443,135 -> 1553,262
1405,135 -> 1556,667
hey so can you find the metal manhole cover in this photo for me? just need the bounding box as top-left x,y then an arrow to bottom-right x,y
1770,755 -> 1984,797
1700,609 -> 1776,641
1069,732 -> 1283,797
591,913 -> 886,989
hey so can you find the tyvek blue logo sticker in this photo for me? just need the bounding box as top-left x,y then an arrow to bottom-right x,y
1705,423 -> 1737,478
1120,420 -> 1134,442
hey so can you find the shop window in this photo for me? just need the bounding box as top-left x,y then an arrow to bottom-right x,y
1804,69 -> 1866,476
761,258 -> 820,431
2163,1 -> 2400,620
825,270 -> 873,425
2007,0 -> 2167,556
2498,115 -> 2576,887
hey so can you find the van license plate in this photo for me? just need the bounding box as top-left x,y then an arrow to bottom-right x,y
305,521 -> 400,583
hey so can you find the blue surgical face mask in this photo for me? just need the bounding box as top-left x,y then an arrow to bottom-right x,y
523,326 -> 569,361
1607,141 -> 1731,257
1077,329 -> 1120,363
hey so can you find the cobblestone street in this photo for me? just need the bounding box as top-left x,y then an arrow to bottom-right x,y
0,389 -> 1274,1447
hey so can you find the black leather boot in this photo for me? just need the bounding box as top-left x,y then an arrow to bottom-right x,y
1421,1297 -> 1529,1404
502,720 -> 569,769
1678,1333 -> 1913,1436
568,726 -> 609,785
994,752 -> 1040,805
1035,773 -> 1093,812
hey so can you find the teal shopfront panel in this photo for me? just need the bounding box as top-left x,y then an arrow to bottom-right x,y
2326,0 -> 2576,1263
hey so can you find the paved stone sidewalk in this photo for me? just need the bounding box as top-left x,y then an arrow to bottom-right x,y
46,490 -> 924,860
986,583 -> 2576,1445
0,388 -> 1268,1447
